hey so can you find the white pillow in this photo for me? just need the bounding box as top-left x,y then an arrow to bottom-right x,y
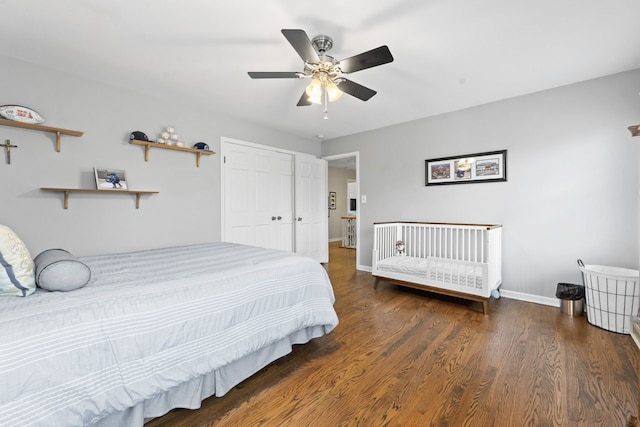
34,249 -> 91,292
0,224 -> 36,297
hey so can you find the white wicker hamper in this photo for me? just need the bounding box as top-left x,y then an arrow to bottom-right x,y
579,262 -> 640,334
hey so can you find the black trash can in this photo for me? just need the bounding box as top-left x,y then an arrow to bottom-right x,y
556,283 -> 585,316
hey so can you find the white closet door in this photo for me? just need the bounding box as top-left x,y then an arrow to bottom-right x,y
295,155 -> 328,263
223,143 -> 293,251
271,152 -> 294,251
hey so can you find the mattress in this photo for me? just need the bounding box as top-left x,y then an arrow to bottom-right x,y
0,242 -> 338,427
376,255 -> 484,288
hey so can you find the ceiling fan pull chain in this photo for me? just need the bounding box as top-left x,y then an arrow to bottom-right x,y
323,86 -> 329,120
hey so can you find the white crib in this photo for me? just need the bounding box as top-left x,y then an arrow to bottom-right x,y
372,222 -> 502,314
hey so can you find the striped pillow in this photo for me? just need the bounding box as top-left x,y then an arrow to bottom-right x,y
0,224 -> 36,297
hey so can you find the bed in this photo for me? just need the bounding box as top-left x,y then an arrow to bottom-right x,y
0,240 -> 338,427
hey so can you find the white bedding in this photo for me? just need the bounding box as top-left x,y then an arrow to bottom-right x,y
376,255 -> 484,288
0,242 -> 338,427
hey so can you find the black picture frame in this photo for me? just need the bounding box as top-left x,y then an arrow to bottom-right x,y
425,150 -> 507,186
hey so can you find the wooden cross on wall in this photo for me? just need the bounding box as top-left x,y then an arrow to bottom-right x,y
0,139 -> 17,164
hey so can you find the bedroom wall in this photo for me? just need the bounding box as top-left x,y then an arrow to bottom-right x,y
328,166 -> 356,241
0,55 -> 320,256
322,69 -> 640,302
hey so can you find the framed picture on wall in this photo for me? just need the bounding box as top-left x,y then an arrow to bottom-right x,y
329,191 -> 337,210
94,168 -> 128,190
425,150 -> 507,186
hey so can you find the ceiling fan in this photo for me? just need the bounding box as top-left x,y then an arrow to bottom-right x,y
248,29 -> 394,118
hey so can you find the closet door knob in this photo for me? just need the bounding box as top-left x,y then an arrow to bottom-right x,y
277,216 -> 282,220
271,216 -> 277,221
297,217 -> 303,222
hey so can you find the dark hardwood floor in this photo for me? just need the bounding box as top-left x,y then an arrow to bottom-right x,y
147,242 -> 638,426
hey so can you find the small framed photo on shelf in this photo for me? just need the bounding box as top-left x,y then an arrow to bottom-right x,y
94,168 -> 128,190
425,150 -> 507,186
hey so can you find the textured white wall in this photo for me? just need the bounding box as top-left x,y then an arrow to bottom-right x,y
328,166 -> 356,240
322,69 -> 640,300
0,55 -> 320,256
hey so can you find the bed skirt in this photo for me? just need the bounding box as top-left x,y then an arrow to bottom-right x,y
93,325 -> 327,427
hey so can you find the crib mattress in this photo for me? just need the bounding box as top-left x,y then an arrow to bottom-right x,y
376,256 -> 484,289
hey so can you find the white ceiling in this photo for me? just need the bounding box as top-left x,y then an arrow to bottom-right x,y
328,157 -> 357,171
1,1 -> 639,142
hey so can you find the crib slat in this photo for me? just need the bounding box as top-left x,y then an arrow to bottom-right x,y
471,230 -> 478,262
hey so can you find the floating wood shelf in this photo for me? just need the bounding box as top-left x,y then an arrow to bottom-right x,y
0,118 -> 84,152
41,187 -> 158,209
129,139 -> 215,167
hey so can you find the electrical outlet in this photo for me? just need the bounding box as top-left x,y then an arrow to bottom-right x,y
361,195 -> 367,203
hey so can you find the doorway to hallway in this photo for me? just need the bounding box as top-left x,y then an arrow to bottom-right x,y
324,152 -> 359,269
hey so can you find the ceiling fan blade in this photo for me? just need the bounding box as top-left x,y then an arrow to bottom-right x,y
337,79 -> 377,101
297,91 -> 312,106
248,72 -> 303,79
339,46 -> 394,74
281,29 -> 320,63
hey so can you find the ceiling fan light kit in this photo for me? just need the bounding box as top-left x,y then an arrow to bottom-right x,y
248,29 -> 393,118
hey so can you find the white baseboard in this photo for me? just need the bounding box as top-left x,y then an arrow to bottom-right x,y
357,265 -> 372,273
328,238 -> 342,243
499,289 -> 560,307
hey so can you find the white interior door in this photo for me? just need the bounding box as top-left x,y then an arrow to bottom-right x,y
223,142 -> 293,251
295,155 -> 328,263
271,152 -> 294,250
